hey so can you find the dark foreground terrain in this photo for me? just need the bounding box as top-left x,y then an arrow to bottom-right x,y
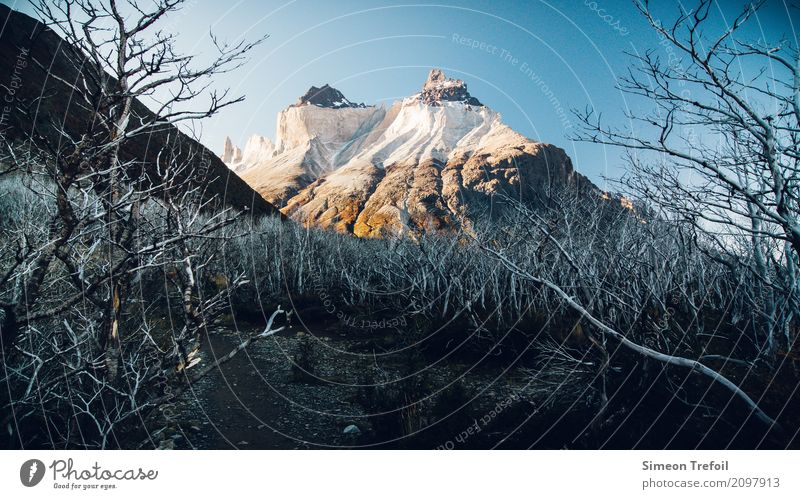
149,313 -> 800,450
164,318 -> 527,450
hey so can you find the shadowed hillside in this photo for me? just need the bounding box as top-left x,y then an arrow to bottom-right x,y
0,4 -> 281,217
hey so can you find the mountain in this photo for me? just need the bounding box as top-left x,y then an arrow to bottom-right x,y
224,69 -> 594,236
0,4 -> 282,217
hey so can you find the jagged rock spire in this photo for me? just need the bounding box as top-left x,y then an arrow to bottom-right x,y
221,136 -> 242,163
419,69 -> 482,106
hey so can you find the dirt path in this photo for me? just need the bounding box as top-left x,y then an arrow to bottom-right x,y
169,321 -> 369,449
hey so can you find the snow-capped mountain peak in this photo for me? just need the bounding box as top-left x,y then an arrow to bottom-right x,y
223,69 -> 590,236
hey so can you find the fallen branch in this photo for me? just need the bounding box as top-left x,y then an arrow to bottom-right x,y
150,307 -> 286,408
479,243 -> 781,431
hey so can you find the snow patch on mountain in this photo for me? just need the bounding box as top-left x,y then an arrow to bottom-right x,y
225,71 -> 516,181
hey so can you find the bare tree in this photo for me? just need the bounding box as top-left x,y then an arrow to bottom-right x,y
472,193 -> 783,435
0,0 -> 278,448
574,0 -> 799,360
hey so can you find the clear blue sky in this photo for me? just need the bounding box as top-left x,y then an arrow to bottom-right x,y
5,0 -> 797,188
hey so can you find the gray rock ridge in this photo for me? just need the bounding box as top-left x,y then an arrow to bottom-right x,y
294,84 -> 368,109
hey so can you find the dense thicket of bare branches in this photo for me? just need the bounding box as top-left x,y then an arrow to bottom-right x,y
0,0 -> 276,449
215,189 -> 791,435
0,172 -> 269,448
2,168 -> 793,446
575,0 -> 800,360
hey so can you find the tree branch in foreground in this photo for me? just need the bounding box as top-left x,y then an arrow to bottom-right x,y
478,241 -> 781,432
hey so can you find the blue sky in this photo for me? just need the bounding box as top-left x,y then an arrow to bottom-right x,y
5,0 -> 797,188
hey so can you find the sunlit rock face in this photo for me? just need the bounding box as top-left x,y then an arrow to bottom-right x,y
224,69 -> 593,236
221,137 -> 242,166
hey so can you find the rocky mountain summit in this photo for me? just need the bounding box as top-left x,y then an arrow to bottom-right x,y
223,69 -> 593,236
295,84 -> 367,109
418,69 -> 482,106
